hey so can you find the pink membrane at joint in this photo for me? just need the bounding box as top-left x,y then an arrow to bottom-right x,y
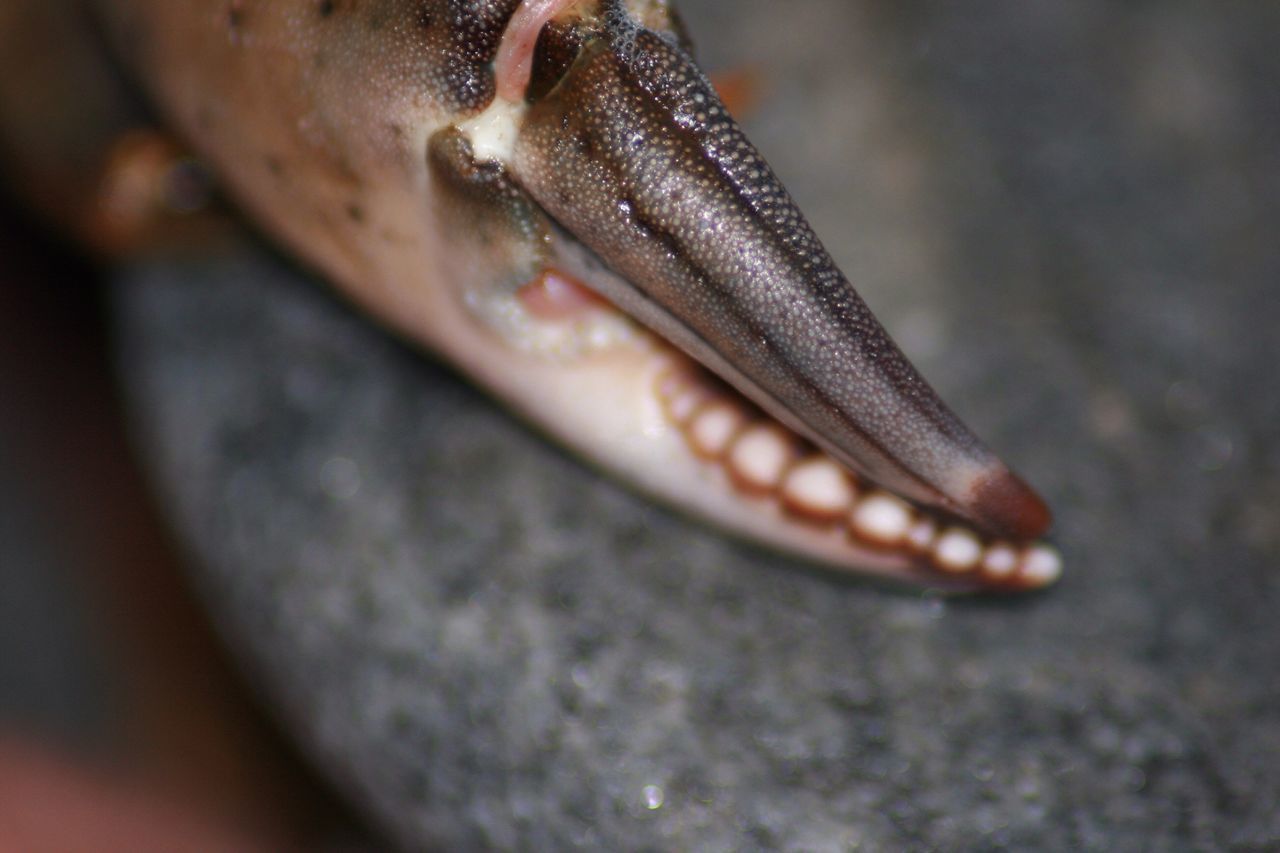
516,268 -> 608,320
495,0 -> 582,102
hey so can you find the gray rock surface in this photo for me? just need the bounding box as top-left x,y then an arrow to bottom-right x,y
115,1 -> 1280,849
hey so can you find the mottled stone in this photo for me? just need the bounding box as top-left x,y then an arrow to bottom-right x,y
114,1 -> 1280,849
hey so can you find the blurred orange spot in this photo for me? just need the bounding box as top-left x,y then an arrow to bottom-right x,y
710,66 -> 763,120
86,129 -> 217,257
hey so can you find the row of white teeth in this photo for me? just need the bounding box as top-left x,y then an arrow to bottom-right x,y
656,369 -> 1061,588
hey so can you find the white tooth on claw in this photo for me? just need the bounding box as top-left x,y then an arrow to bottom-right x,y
1019,544 -> 1063,587
656,367 -> 1059,588
689,401 -> 745,459
781,456 -> 857,520
660,374 -> 712,425
655,369 -> 685,401
850,491 -> 914,546
981,543 -> 1019,580
932,527 -> 983,573
729,424 -> 795,492
668,389 -> 708,425
905,517 -> 938,554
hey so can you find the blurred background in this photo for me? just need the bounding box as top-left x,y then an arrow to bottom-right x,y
0,196 -> 374,847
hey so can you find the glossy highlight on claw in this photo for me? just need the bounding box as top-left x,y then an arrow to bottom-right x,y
0,0 -> 1058,592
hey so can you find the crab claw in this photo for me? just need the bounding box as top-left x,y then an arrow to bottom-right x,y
79,0 -> 1057,589
505,10 -> 1049,544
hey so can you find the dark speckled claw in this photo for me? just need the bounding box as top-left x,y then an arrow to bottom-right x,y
509,12 -> 1049,541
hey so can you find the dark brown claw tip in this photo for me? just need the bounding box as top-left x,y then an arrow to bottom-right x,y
969,470 -> 1053,541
